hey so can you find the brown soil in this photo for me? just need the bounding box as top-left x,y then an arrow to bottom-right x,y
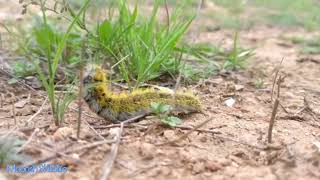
1,1 -> 320,180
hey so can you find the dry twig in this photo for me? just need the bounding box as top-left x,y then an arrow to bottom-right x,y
83,119 -> 106,140
271,58 -> 284,101
293,106 -> 307,116
77,67 -> 84,138
99,123 -> 124,180
24,139 -> 116,167
4,97 -> 48,137
122,113 -> 150,124
0,68 -> 45,97
70,106 -> 97,118
215,134 -> 283,151
36,143 -> 84,165
268,75 -> 284,143
164,0 -> 170,30
9,92 -> 17,126
156,117 -> 213,146
21,128 -> 39,150
304,96 -> 319,121
175,124 -> 225,134
93,123 -> 148,130
0,93 -> 4,108
11,99 -> 16,125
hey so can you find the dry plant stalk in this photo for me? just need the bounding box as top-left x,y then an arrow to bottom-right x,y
304,96 -> 320,121
268,75 -> 284,143
10,94 -> 17,125
77,67 -> 84,138
4,97 -> 47,138
24,139 -> 115,167
0,93 -> 4,108
271,58 -> 284,101
100,123 -> 124,180
157,117 -> 213,146
164,0 -> 170,30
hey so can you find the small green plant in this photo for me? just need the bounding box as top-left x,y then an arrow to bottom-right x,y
94,0 -> 194,88
38,1 -> 89,126
14,0 -> 91,126
0,135 -> 24,166
254,78 -> 266,89
177,42 -> 221,81
223,32 -> 254,70
181,64 -> 217,81
150,102 -> 182,127
7,60 -> 37,85
12,61 -> 37,78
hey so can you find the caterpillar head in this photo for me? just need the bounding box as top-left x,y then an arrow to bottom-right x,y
83,64 -> 108,85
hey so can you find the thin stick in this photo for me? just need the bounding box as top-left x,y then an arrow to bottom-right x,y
21,128 -> 39,150
92,123 -> 148,130
173,63 -> 183,95
24,139 -> 116,167
214,134 -> 282,151
66,140 -> 116,154
271,58 -> 284,101
24,97 -> 48,127
0,30 -> 2,49
4,97 -> 47,137
18,124 -> 50,133
70,106 -> 97,118
278,102 -> 289,114
77,68 -> 84,138
268,76 -> 283,143
36,143 -> 84,165
0,68 -> 45,97
0,93 -> 4,108
268,99 -> 279,143
156,117 -> 213,146
190,0 -> 204,42
122,113 -> 149,124
164,0 -> 170,32
111,82 -> 129,90
293,106 -> 306,116
100,122 -> 124,180
175,124 -> 225,134
304,96 -> 320,121
12,99 -> 16,125
83,119 -> 106,140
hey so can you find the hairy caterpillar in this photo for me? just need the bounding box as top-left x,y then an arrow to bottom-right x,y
82,65 -> 202,123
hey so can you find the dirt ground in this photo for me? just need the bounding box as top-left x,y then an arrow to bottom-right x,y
1,1 -> 320,180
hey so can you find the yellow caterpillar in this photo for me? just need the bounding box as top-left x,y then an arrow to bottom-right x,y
82,64 -> 202,123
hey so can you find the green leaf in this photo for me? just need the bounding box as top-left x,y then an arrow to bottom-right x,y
12,61 -> 37,77
99,20 -> 113,44
150,102 -> 161,112
33,24 -> 55,51
159,104 -> 172,113
162,116 -> 182,127
52,0 -> 91,77
150,102 -> 173,114
7,78 -> 19,85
